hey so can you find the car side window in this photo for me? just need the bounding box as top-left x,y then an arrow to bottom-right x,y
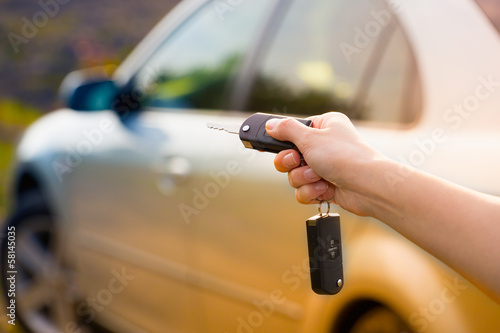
244,0 -> 421,125
359,25 -> 421,123
133,0 -> 274,110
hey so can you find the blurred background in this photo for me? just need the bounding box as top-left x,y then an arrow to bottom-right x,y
1,3 -> 179,331
0,0 -> 181,221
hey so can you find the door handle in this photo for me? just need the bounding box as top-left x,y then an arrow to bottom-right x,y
153,156 -> 192,195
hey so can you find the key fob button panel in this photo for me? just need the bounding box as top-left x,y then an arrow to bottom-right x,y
239,113 -> 312,154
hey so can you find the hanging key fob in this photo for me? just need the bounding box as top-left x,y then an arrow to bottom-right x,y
306,213 -> 344,295
239,113 -> 312,154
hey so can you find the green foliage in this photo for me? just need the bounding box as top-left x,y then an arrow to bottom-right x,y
0,142 -> 14,218
145,54 -> 243,110
0,99 -> 42,218
0,99 -> 41,127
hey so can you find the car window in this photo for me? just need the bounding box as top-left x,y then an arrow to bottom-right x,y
133,0 -> 274,110
244,0 -> 420,125
356,24 -> 420,123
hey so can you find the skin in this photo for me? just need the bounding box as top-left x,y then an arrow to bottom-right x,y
266,112 -> 500,302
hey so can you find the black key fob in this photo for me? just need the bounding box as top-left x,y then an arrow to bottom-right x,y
306,213 -> 344,295
239,113 -> 312,154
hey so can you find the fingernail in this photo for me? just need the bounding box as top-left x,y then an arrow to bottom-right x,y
265,119 -> 280,131
283,153 -> 298,168
315,181 -> 328,192
304,168 -> 319,180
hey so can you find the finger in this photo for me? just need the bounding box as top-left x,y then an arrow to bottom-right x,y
316,186 -> 336,203
288,166 -> 322,188
294,181 -> 334,204
274,149 -> 301,173
265,118 -> 313,145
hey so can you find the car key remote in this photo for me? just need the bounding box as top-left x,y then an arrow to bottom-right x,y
306,212 -> 343,295
207,113 -> 312,154
238,113 -> 312,153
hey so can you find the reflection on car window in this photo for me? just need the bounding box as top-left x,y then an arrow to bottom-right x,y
134,0 -> 273,110
245,0 -> 420,125
361,26 -> 418,123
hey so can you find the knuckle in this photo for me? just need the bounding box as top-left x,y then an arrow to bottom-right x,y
288,170 -> 299,188
295,190 -> 309,204
327,111 -> 348,119
278,118 -> 297,131
296,183 -> 319,204
334,111 -> 349,120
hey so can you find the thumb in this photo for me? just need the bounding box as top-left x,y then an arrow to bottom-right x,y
265,118 -> 311,145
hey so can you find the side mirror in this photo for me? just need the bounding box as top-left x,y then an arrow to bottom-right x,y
59,66 -> 120,111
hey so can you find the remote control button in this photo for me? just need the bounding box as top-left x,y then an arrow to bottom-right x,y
327,246 -> 338,259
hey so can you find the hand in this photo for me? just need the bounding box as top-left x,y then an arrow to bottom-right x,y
266,112 -> 383,216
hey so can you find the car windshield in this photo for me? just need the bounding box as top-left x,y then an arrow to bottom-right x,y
476,0 -> 500,33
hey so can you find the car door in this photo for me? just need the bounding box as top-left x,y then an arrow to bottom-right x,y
65,109 -> 198,332
64,0 -> 279,332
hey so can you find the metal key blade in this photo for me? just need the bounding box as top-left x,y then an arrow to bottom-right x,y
206,122 -> 240,135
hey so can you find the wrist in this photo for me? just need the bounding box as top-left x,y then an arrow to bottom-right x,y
346,155 -> 406,218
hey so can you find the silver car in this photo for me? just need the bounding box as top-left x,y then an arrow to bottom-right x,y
2,0 -> 500,332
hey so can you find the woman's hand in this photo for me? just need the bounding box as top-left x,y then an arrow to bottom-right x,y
266,112 -> 383,216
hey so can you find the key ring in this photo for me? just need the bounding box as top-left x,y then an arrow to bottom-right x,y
318,200 -> 331,217
315,184 -> 334,216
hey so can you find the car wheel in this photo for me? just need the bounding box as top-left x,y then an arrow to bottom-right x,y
347,305 -> 413,333
1,191 -> 90,333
